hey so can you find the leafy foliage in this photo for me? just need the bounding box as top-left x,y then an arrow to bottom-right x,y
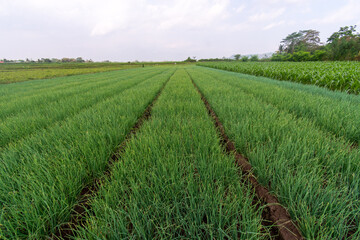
274,26 -> 360,61
279,29 -> 321,54
198,61 -> 360,94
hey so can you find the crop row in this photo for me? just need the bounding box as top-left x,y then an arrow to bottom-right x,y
2,65 -> 359,239
197,61 -> 360,94
188,66 -> 360,239
76,69 -> 268,239
194,67 -> 360,146
0,68 -> 174,239
0,68 -> 165,149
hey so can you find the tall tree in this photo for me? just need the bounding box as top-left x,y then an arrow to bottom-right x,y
234,54 -> 241,60
327,25 -> 360,60
327,26 -> 358,43
279,31 -> 303,54
279,30 -> 321,54
300,30 -> 321,52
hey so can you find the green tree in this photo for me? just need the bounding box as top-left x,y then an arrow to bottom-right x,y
234,54 -> 241,60
280,30 -> 321,54
355,51 -> 360,61
327,25 -> 360,60
311,50 -> 327,61
76,57 -> 85,63
241,56 -> 249,62
184,57 -> 196,62
250,55 -> 259,61
271,53 -> 286,61
292,51 -> 311,61
279,31 -> 303,54
328,26 -> 358,42
301,30 -> 322,52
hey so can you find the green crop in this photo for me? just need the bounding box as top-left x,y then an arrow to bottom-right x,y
188,66 -> 360,239
0,68 -> 165,149
0,68 -> 174,239
194,67 -> 360,145
198,61 -> 360,94
0,62 -> 140,84
2,64 -> 360,239
76,69 -> 267,239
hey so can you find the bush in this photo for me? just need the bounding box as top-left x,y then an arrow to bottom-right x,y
250,55 -> 259,61
241,56 -> 249,62
292,51 -> 311,61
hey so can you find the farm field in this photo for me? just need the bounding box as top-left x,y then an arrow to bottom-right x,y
0,62 -> 140,84
76,69 -> 267,239
188,66 -> 360,239
198,61 -> 360,94
1,65 -> 360,239
0,62 -> 192,84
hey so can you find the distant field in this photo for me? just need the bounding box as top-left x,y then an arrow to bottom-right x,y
1,65 -> 359,239
198,61 -> 360,94
0,62 -> 141,84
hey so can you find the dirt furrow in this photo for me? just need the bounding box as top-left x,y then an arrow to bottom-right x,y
52,70 -> 175,240
188,71 -> 304,240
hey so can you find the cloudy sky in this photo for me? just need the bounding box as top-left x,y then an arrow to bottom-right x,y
1,0 -> 359,61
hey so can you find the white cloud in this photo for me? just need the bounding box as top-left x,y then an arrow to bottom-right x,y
254,0 -> 308,5
263,20 -> 285,30
308,0 -> 360,24
156,0 -> 230,30
249,8 -> 285,22
234,4 -> 246,13
165,41 -> 192,49
3,0 -> 230,36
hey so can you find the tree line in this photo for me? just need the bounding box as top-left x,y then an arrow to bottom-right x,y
216,25 -> 360,62
272,25 -> 360,61
0,57 -> 91,64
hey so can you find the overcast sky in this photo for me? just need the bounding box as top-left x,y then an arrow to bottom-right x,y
1,0 -> 360,61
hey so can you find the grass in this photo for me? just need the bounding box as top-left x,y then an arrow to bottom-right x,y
188,66 -> 360,239
76,68 -> 267,239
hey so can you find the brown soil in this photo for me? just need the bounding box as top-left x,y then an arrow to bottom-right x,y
188,71 -> 304,240
350,142 -> 358,151
52,71 -> 174,240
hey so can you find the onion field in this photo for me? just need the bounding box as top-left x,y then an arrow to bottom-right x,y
1,65 -> 359,239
